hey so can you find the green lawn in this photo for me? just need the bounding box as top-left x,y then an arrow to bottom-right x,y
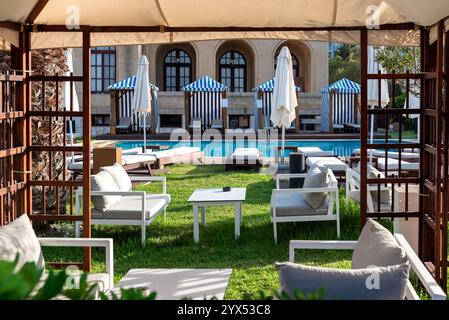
389,130 -> 418,140
43,165 -> 388,299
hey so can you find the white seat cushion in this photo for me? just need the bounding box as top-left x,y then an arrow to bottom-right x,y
101,164 -> 132,192
307,157 -> 347,172
271,192 -> 328,216
91,171 -> 121,212
0,214 -> 45,270
92,194 -> 171,220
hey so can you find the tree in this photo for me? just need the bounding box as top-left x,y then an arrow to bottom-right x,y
375,46 -> 420,95
329,44 -> 360,83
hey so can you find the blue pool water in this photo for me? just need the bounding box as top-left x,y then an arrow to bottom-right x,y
116,139 -> 369,158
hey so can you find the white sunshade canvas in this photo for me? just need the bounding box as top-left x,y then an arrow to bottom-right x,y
1,0 -> 449,49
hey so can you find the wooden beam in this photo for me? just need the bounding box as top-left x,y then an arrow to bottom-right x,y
31,22 -> 417,33
26,0 -> 50,24
184,92 -> 190,130
82,31 -> 92,272
110,90 -> 117,135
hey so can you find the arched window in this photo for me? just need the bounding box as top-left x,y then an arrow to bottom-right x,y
274,52 -> 300,86
219,51 -> 247,92
164,49 -> 192,91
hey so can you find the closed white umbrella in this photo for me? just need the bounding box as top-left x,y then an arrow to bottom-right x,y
132,55 -> 152,153
271,46 -> 298,164
367,46 -> 390,163
405,93 -> 420,141
63,49 -> 79,162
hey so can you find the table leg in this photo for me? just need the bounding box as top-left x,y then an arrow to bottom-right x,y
193,205 -> 199,243
234,202 -> 241,240
201,207 -> 206,226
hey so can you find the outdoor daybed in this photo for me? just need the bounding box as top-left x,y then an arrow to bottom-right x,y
306,157 -> 348,180
297,147 -> 334,157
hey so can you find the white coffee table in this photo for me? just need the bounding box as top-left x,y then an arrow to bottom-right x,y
188,188 -> 246,243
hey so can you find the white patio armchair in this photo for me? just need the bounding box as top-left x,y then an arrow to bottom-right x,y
271,169 -> 340,243
288,234 -> 446,300
75,164 -> 170,246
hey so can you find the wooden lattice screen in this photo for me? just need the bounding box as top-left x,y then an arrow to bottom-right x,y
1,31 -> 92,271
0,71 -> 27,225
360,26 -> 449,292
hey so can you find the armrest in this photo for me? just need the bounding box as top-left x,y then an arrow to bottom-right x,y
289,240 -> 357,262
38,238 -> 114,289
394,234 -> 446,300
90,191 -> 146,197
275,173 -> 306,189
272,187 -> 338,196
138,176 -> 167,194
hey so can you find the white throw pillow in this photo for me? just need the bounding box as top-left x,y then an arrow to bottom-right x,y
0,214 -> 45,271
303,166 -> 329,209
367,165 -> 391,205
91,171 -> 121,212
101,163 -> 132,192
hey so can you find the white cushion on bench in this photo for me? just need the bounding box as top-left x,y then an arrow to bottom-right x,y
101,163 -> 132,192
230,148 -> 260,160
297,147 -> 334,157
307,157 -> 347,172
91,171 -> 121,212
377,158 -> 419,171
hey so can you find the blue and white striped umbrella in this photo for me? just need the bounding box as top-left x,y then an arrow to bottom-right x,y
254,78 -> 302,92
108,76 -> 159,91
182,76 -> 227,92
321,78 -> 361,94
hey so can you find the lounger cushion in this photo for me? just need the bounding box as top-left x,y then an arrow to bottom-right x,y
303,167 -> 329,209
121,154 -> 156,166
101,164 -> 132,192
271,192 -> 328,216
377,158 -> 419,171
275,262 -> 409,300
91,171 -> 122,212
230,148 -> 260,161
306,157 -> 348,172
0,214 -> 45,271
297,147 -> 334,157
352,219 -> 407,269
92,194 -> 170,220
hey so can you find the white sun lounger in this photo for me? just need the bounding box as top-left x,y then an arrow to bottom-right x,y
376,158 -> 419,171
297,147 -> 334,157
306,157 -> 348,174
226,148 -> 262,170
353,149 -> 420,161
148,147 -> 204,169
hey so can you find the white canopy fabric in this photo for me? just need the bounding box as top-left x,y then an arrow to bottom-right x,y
271,46 -> 298,164
1,0 -> 449,49
132,55 -> 152,152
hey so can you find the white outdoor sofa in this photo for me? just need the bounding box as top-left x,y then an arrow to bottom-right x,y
271,169 -> 340,243
288,233 -> 446,300
75,164 -> 170,246
0,214 -> 114,298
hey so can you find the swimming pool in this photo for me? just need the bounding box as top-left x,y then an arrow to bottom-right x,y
116,139 -> 371,158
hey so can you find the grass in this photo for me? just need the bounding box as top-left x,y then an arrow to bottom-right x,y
389,130 -> 418,140
43,164 -> 391,299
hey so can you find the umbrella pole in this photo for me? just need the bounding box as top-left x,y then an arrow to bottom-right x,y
143,114 -> 147,153
281,126 -> 285,164
369,113 -> 374,164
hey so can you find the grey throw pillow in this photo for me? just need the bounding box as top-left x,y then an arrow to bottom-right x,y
0,214 -> 45,270
303,166 -> 329,209
91,170 -> 122,212
275,262 -> 410,300
101,163 -> 132,192
352,219 -> 407,269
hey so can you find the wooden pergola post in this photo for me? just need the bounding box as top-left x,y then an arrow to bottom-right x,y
184,92 -> 190,130
82,31 -> 92,272
295,92 -> 300,133
329,90 -> 334,133
359,29 -> 368,230
109,90 -> 116,135
257,91 -> 263,130
354,93 -> 359,125
150,90 -> 156,134
222,90 -> 228,130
